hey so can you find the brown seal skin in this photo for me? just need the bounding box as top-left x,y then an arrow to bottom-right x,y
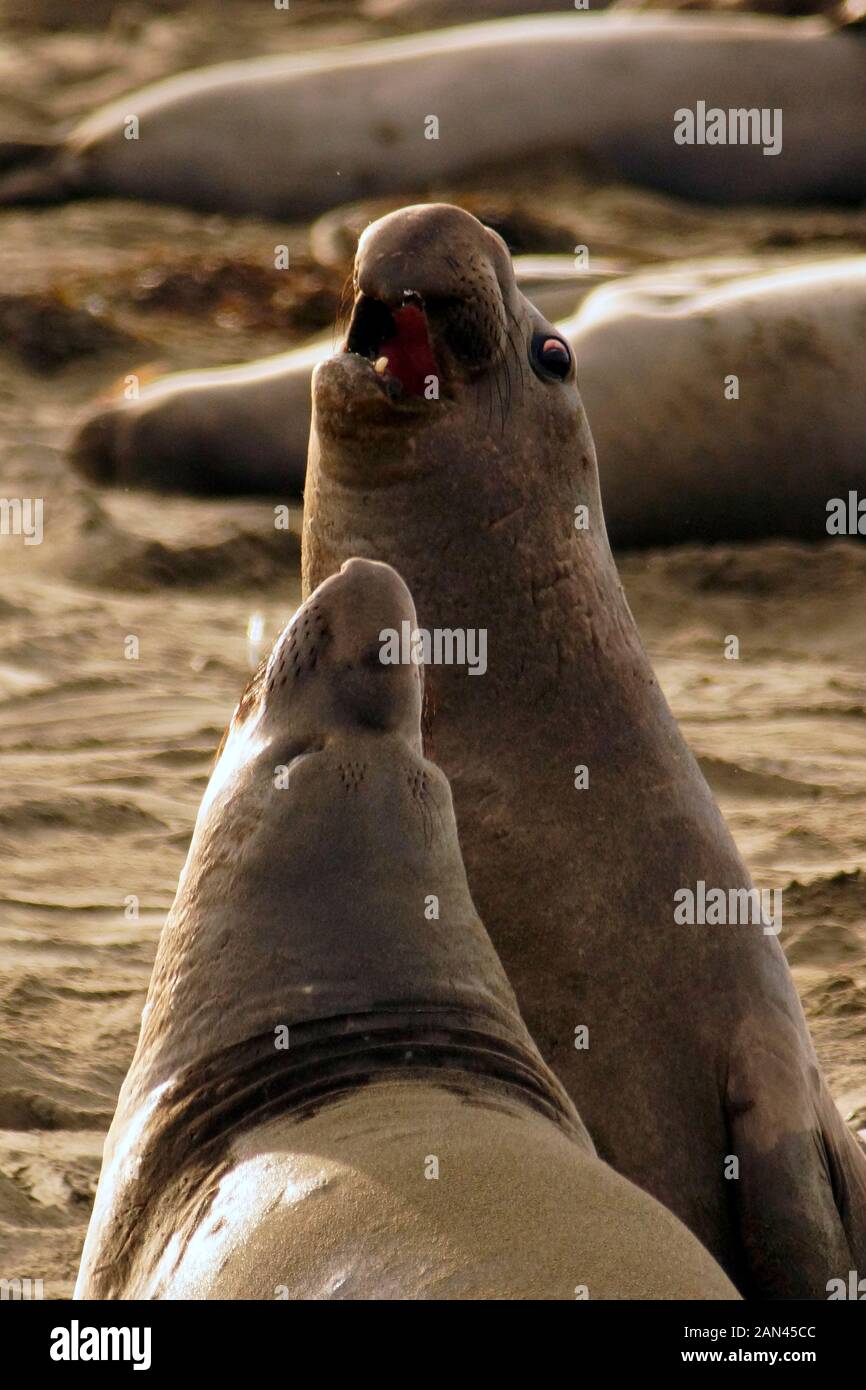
74,558 -> 738,1300
1,15 -> 865,214
302,203 -> 866,1300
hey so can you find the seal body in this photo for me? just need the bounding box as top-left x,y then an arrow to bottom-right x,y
568,256 -> 866,545
71,337 -> 332,496
97,1082 -> 738,1300
301,203 -> 866,1298
2,16 -> 865,212
75,558 -> 736,1300
68,254 -> 866,544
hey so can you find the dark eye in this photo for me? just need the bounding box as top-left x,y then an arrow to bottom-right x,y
530,333 -> 571,382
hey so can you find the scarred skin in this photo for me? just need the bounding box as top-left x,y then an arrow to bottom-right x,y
74,558 -> 738,1301
301,202 -> 866,1299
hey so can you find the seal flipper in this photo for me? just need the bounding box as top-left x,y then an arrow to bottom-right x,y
822,1116 -> 866,1273
725,1022 -> 865,1299
0,142 -> 80,206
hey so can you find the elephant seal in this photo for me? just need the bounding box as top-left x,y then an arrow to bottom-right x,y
301,203 -> 866,1299
70,253 -> 866,547
566,254 -> 866,545
1,15 -> 864,213
71,335 -> 333,497
74,558 -> 737,1300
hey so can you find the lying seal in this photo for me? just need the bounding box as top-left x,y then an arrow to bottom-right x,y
74,558 -> 737,1300
301,203 -> 866,1299
567,255 -> 866,545
70,253 -> 866,548
2,15 -> 864,213
71,336 -> 332,497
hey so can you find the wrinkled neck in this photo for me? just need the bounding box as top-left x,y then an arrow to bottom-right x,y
116,745 -> 556,1103
303,424 -> 644,711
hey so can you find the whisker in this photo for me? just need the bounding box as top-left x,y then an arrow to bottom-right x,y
334,273 -> 356,349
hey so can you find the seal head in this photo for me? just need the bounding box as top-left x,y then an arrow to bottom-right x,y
314,204 -> 594,502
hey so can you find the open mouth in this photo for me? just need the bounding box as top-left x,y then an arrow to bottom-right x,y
345,293 -> 442,400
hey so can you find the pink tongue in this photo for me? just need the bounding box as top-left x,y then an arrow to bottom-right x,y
378,305 -> 439,396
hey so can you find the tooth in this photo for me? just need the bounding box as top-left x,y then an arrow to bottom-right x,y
374,356 -> 389,375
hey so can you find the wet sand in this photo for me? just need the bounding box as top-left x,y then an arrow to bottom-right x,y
0,1 -> 864,1296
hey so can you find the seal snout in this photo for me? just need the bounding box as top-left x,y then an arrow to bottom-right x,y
346,203 -> 512,397
325,558 -> 423,739
257,559 -> 423,746
345,291 -> 440,400
68,408 -> 121,486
